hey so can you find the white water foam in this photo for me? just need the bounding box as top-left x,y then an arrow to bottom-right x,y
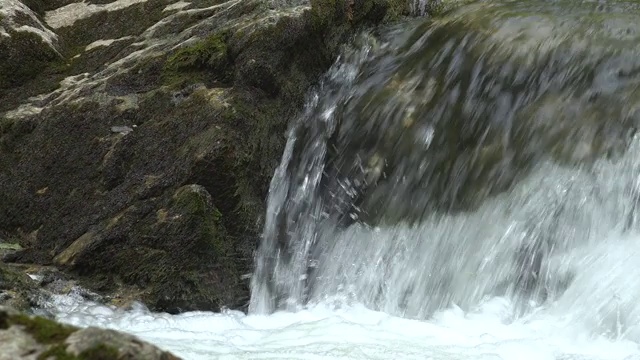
49,275 -> 640,360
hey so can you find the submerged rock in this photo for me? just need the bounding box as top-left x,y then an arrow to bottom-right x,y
0,0 -> 409,313
315,0 -> 640,226
0,306 -> 181,360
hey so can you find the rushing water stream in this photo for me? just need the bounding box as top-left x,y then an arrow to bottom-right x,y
51,0 -> 640,358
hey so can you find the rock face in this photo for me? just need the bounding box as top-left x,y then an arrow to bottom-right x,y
0,306 -> 181,360
0,0 -> 61,89
0,0 -> 409,313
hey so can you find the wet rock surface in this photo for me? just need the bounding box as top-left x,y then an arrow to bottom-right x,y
315,0 -> 640,226
0,0 -> 409,313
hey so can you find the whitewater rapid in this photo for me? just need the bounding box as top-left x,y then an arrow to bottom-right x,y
49,287 -> 639,360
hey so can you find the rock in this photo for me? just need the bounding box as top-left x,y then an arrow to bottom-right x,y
110,125 -> 134,135
0,259 -> 109,313
0,306 -> 181,360
0,263 -> 37,311
0,241 -> 23,258
0,0 -> 409,313
310,0 -> 640,227
0,0 -> 61,89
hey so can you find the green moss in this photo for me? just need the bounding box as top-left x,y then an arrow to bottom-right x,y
173,186 -> 221,220
0,263 -> 30,287
77,344 -> 120,360
309,0 -> 341,31
9,313 -> 76,344
172,185 -> 227,255
163,33 -> 232,88
165,34 -> 228,71
38,345 -> 75,360
386,0 -> 410,19
0,264 -> 37,310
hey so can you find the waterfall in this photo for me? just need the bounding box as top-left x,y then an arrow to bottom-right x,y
38,2 -> 640,359
251,0 -> 640,330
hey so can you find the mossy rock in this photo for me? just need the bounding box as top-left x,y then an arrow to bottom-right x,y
170,185 -> 227,255
54,0 -> 173,49
7,312 -> 75,344
163,33 -> 233,88
38,344 -> 120,360
164,34 -> 229,74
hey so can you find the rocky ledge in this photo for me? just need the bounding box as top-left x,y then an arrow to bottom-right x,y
0,0 -> 409,313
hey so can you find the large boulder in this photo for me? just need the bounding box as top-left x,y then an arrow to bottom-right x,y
0,0 -> 409,313
312,0 -> 640,226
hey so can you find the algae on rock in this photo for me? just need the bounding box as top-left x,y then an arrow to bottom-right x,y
163,33 -> 233,88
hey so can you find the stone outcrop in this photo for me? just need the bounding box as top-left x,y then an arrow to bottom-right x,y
0,0 -> 409,313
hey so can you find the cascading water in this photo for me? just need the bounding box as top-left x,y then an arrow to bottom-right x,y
44,0 -> 640,358
251,0 -> 640,331
411,0 -> 431,15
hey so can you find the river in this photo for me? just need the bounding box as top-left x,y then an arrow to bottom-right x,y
52,0 -> 640,358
